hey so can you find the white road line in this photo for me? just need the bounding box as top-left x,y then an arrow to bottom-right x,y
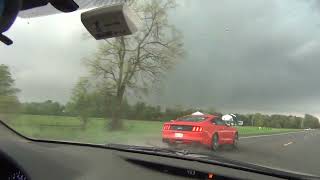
240,131 -> 304,139
283,142 -> 293,146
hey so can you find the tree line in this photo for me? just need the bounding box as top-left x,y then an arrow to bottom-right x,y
236,113 -> 320,129
19,99 -> 320,129
20,99 -> 206,122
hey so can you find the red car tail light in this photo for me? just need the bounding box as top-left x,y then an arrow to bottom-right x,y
192,126 -> 203,132
163,124 -> 171,130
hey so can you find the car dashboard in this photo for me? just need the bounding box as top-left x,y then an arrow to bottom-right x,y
0,151 -> 28,180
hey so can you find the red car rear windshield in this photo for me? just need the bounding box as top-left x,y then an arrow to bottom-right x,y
176,116 -> 207,122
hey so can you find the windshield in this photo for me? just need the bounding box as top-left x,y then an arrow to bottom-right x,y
176,116 -> 207,122
1,0 -> 320,177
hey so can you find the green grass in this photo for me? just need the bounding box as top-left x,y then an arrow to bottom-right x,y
236,126 -> 300,136
4,115 -> 163,144
3,115 -> 300,144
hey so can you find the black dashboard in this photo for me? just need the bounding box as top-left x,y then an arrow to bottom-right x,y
0,151 -> 28,180
0,121 -> 318,180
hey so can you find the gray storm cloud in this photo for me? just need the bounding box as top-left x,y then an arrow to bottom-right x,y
151,0 -> 320,114
1,0 -> 320,115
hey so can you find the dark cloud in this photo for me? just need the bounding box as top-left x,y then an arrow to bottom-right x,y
151,0 -> 320,115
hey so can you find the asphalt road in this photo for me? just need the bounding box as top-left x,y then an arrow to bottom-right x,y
201,130 -> 320,176
145,130 -> 320,176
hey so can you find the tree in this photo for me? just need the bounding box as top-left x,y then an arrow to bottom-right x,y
304,114 -> 320,129
0,64 -> 20,118
68,78 -> 93,128
132,102 -> 146,119
85,0 -> 184,130
252,113 -> 265,127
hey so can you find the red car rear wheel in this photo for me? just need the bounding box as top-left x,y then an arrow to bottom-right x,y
233,133 -> 239,149
211,134 -> 219,151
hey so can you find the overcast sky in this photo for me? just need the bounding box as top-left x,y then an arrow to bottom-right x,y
2,0 -> 320,115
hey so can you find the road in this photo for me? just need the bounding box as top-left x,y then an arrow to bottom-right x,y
214,130 -> 320,176
145,130 -> 320,176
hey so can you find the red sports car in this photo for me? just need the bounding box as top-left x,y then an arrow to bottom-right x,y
162,113 -> 238,151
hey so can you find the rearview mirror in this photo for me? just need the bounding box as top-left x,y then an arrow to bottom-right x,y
81,3 -> 139,40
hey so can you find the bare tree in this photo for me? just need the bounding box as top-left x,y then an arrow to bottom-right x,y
86,0 -> 184,130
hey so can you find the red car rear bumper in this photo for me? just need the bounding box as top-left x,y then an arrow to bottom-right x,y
162,130 -> 211,147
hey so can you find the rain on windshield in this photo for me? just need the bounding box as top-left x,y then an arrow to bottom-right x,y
1,0 -> 320,176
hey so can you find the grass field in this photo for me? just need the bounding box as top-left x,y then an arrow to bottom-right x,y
3,115 -> 300,145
